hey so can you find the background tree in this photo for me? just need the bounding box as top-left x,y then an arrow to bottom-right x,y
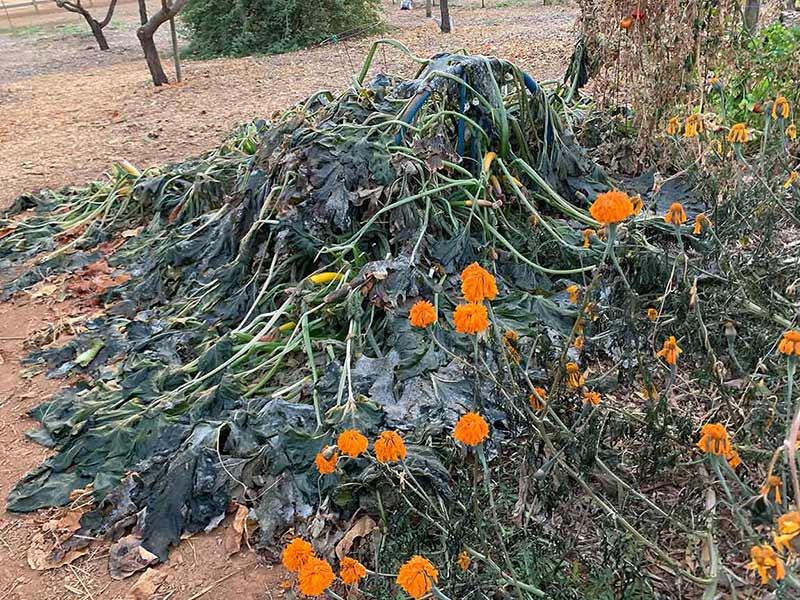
426,0 -> 432,18
53,0 -> 118,50
137,0 -> 186,86
439,0 -> 451,32
744,0 -> 760,32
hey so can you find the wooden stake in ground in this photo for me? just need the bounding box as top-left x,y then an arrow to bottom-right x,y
53,0 -> 118,50
137,0 -> 187,86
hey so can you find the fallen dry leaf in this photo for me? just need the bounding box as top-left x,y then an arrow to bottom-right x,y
30,283 -> 58,299
126,567 -> 167,600
27,507 -> 91,571
109,535 -> 159,580
223,503 -> 250,556
335,515 -> 377,560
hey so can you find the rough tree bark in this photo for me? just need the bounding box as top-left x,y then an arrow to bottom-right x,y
439,0 -> 451,32
137,0 -> 188,87
426,0 -> 432,18
53,0 -> 118,51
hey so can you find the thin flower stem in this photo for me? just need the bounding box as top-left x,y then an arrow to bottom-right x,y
784,357 -> 799,505
325,590 -> 346,600
711,456 -> 754,536
606,223 -> 632,292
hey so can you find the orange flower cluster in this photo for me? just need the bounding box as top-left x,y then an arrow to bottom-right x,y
396,555 -> 438,599
692,213 -> 712,235
788,123 -> 797,141
779,330 -> 800,356
774,511 -> 800,553
620,16 -> 633,29
589,190 -> 634,225
582,390 -> 601,406
337,430 -> 368,458
631,194 -> 643,215
696,423 -> 731,456
760,475 -> 782,505
339,556 -> 367,585
727,123 -> 749,143
684,114 -> 704,138
298,556 -> 336,596
664,203 -> 687,226
773,96 -> 790,120
748,544 -> 785,584
565,362 -> 585,390
529,387 -> 547,410
453,412 -> 490,446
374,430 -> 406,463
656,336 -> 682,365
315,446 -> 338,474
567,285 -> 580,304
282,538 -> 314,572
409,300 -> 437,328
666,117 -> 681,136
461,262 -> 497,303
453,302 -> 489,335
582,228 -> 596,248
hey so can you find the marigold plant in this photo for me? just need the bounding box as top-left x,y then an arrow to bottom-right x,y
461,262 -> 497,303
775,511 -> 800,552
760,475 -> 782,505
409,300 -> 437,328
589,190 -> 634,224
582,390 -> 601,406
565,362 -> 585,389
282,537 -> 314,573
567,285 -> 579,304
728,122 -> 749,143
787,123 -> 797,141
692,213 -> 711,235
315,446 -> 338,474
457,550 -> 471,571
684,114 -> 704,137
656,336 -> 682,365
374,430 -> 406,463
337,429 -> 368,458
666,116 -> 681,136
647,308 -> 659,321
664,203 -> 687,226
298,555 -> 335,596
696,423 -> 731,456
631,194 -> 643,215
396,555 -> 438,599
529,387 -> 547,410
453,302 -> 489,335
453,412 -> 490,446
778,330 -> 800,356
773,96 -> 790,120
582,228 -> 596,248
339,556 -> 367,585
747,544 -> 785,585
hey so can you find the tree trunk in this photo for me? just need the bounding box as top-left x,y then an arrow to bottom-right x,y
426,0 -> 431,17
138,28 -> 169,86
439,0 -> 451,32
744,0 -> 760,33
86,16 -> 109,50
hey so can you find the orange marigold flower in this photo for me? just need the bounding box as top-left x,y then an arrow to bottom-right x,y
282,537 -> 314,573
778,330 -> 800,356
396,555 -> 439,599
567,285 -> 580,304
582,228 -> 596,248
760,475 -> 782,505
565,362 -> 585,390
337,429 -> 368,458
315,446 -> 338,474
453,302 -> 489,335
457,550 -> 471,571
453,412 -> 490,446
574,335 -> 585,350
339,556 -> 367,585
656,336 -> 682,365
696,423 -> 731,456
374,430 -> 406,463
747,544 -> 785,585
664,203 -> 687,226
692,213 -> 712,235
409,300 -> 437,328
727,122 -> 749,143
773,96 -> 790,120
589,190 -> 634,225
529,387 -> 547,410
631,194 -> 643,215
775,511 -> 800,553
582,390 -> 601,406
787,123 -> 797,141
461,262 -> 497,303
620,16 -> 633,29
786,171 -> 799,189
646,308 -> 659,321
298,556 -> 335,596
684,114 -> 704,138
667,117 -> 681,136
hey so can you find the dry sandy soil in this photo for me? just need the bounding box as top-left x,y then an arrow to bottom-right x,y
0,2 -> 577,598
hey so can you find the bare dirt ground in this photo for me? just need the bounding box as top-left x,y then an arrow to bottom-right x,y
0,2 -> 577,598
